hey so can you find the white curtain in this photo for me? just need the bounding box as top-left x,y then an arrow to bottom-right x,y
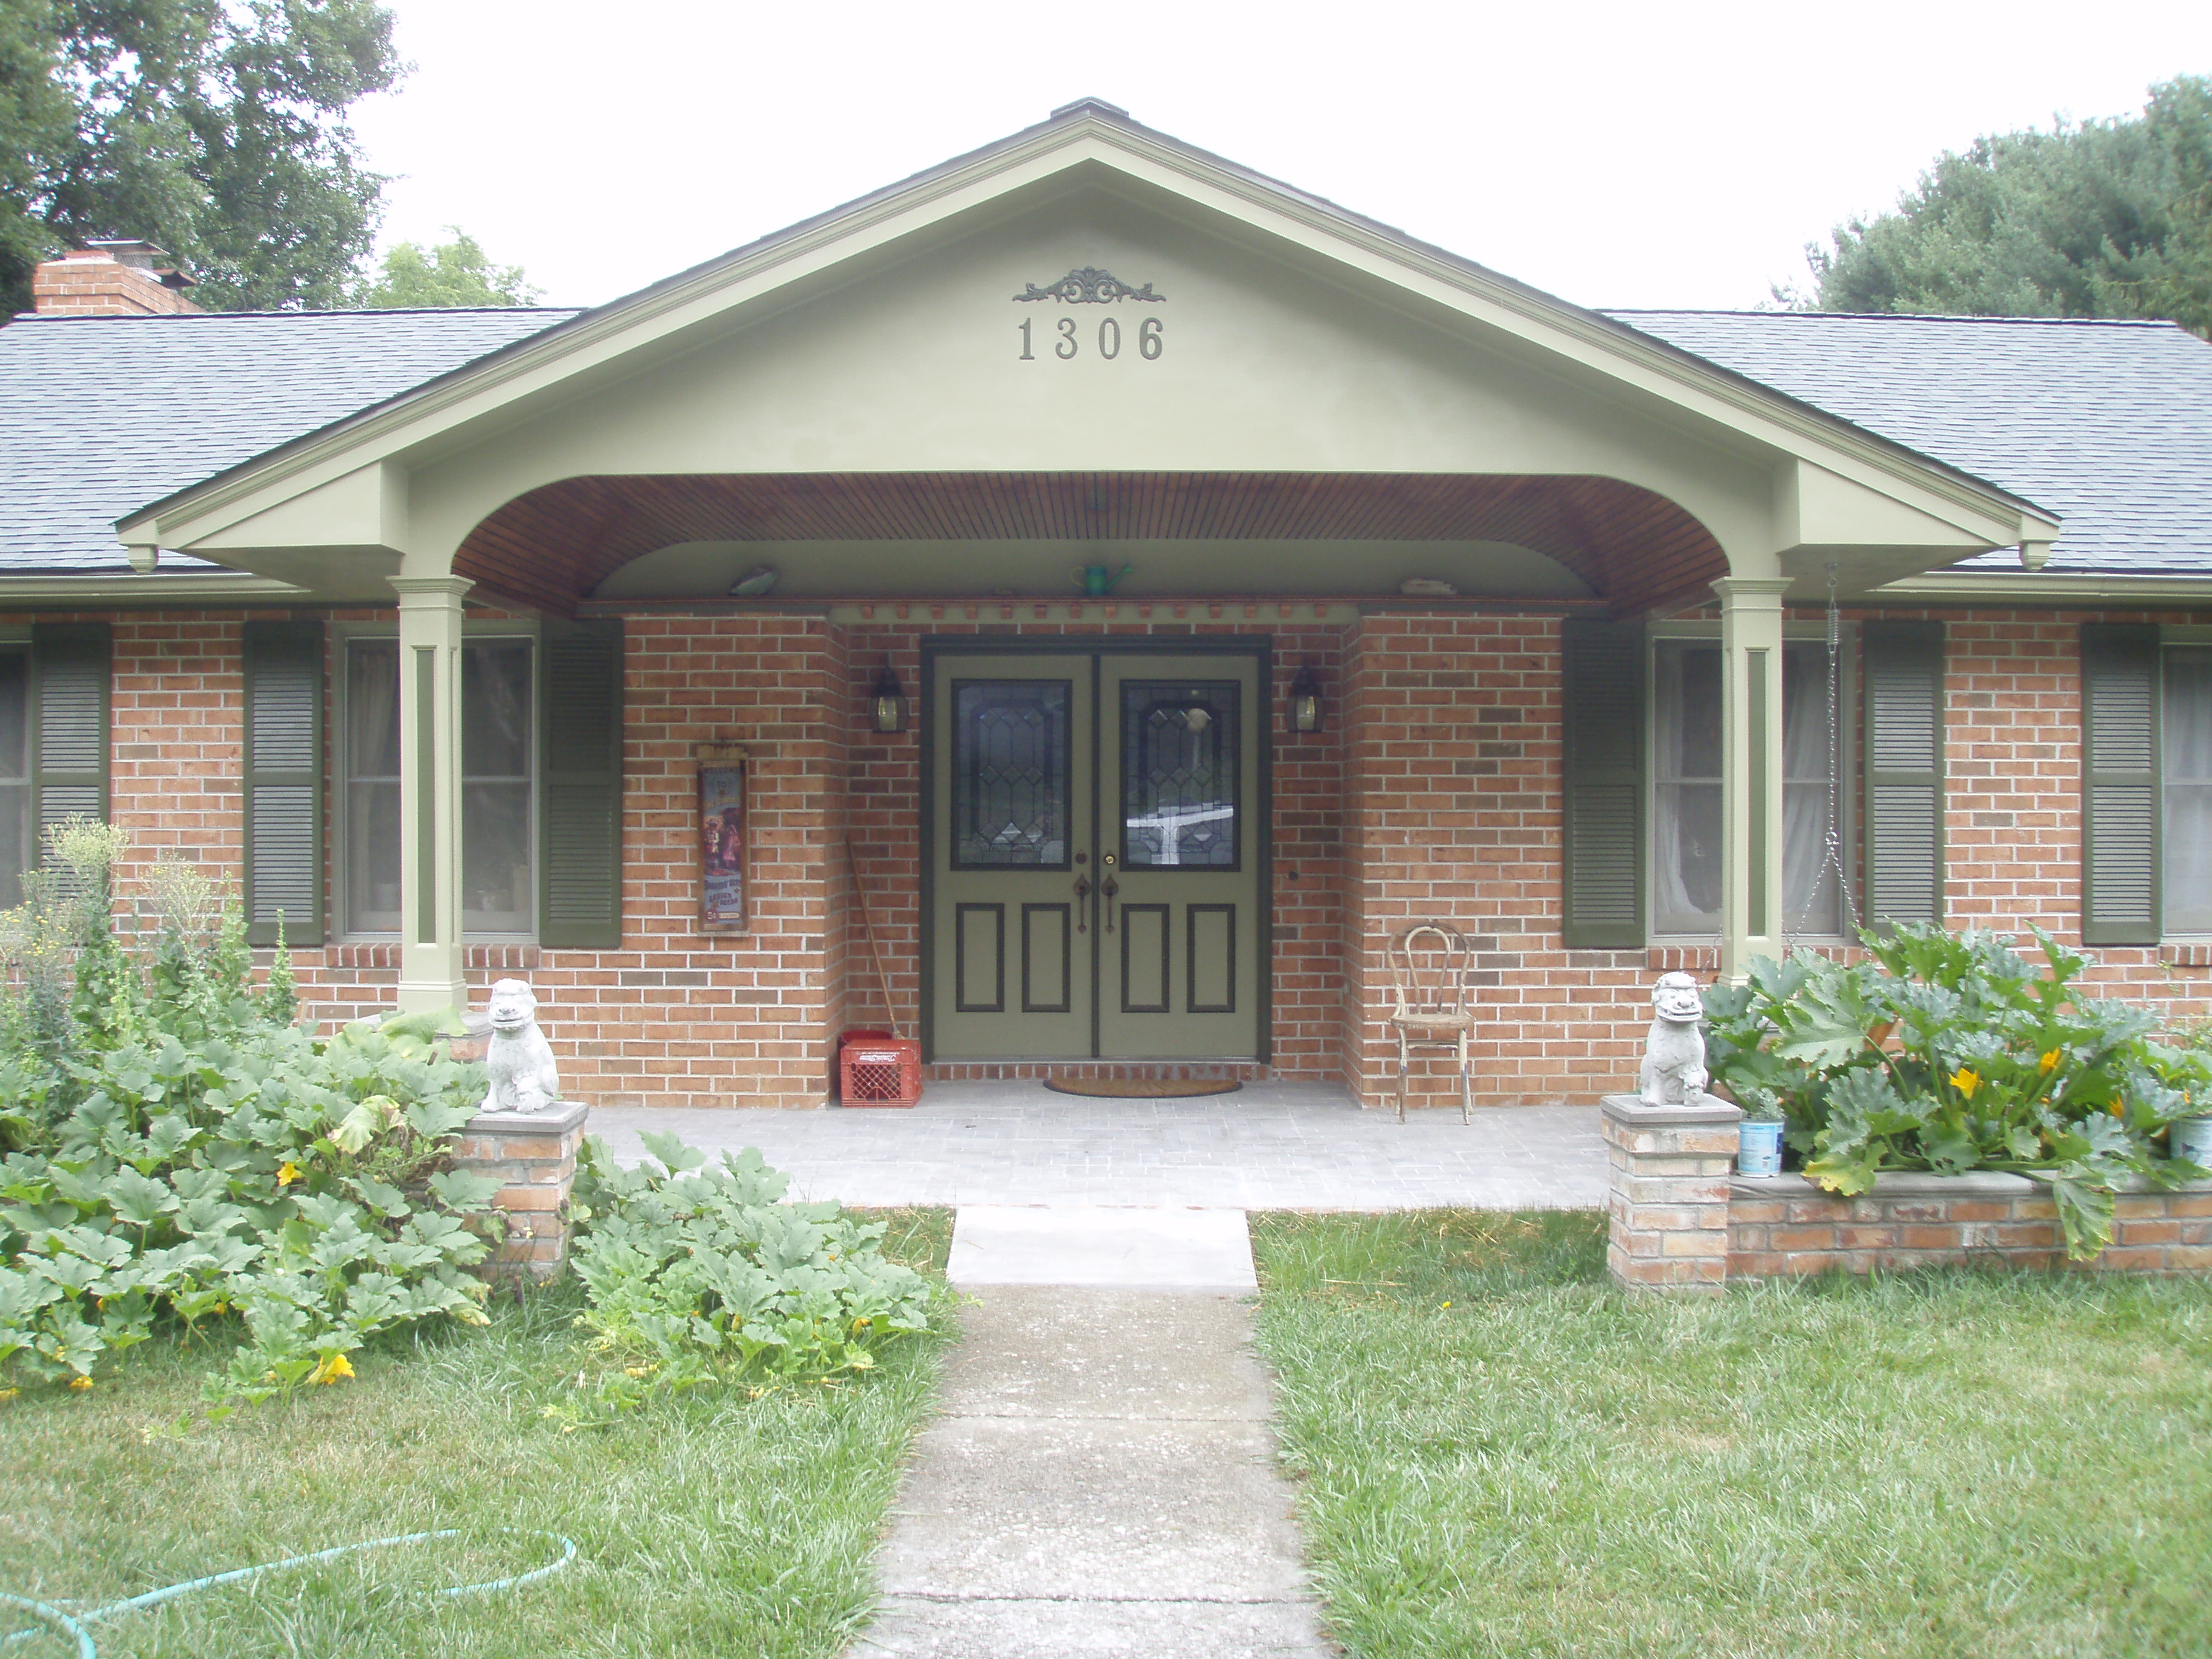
1783,645 -> 1840,936
2166,650 -> 2212,932
1653,645 -> 1722,932
346,642 -> 402,929
1655,641 -> 1845,938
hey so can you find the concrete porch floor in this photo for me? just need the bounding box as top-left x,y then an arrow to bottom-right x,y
585,1082 -> 1606,1210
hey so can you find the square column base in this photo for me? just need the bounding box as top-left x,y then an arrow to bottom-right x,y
451,1098 -> 590,1282
1601,1093 -> 1743,1293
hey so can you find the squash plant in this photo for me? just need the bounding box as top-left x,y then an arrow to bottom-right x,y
1703,925 -> 2210,1259
557,1133 -> 940,1424
1,827 -> 499,1408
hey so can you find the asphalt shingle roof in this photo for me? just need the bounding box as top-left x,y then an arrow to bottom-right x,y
0,308 -> 576,573
1609,310 -> 2212,576
2,302 -> 2207,582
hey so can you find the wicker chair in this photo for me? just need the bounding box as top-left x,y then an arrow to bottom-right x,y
1386,925 -> 1475,1123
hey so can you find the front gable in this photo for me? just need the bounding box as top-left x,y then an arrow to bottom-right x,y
122,103 -> 2050,611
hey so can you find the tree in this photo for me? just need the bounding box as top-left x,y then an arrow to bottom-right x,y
1799,76 -> 2212,338
353,228 -> 539,307
0,0 -> 405,316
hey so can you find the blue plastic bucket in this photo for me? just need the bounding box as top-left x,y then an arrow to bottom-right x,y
2172,1117 -> 2212,1168
1737,1118 -> 1786,1176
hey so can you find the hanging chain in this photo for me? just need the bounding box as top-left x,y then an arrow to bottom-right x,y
1785,561 -> 1862,954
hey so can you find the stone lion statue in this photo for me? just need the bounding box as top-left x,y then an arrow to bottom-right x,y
1637,971 -> 1709,1106
481,978 -> 561,1116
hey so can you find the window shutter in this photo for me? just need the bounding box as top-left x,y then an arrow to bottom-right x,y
32,623 -> 109,838
242,622 -> 324,947
2080,622 -> 2159,945
1560,618 -> 1645,948
1862,621 -> 1946,932
539,619 -> 624,948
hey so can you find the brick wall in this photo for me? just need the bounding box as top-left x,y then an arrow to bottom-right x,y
32,252 -> 203,316
14,598 -> 2212,1113
1728,1173 -> 2212,1277
827,608 -> 1349,1082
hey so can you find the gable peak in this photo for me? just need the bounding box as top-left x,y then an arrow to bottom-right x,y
1049,96 -> 1131,122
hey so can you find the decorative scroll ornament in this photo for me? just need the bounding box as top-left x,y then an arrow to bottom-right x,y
1014,266 -> 1164,304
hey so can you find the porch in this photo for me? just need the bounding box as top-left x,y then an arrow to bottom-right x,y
585,1082 -> 1606,1208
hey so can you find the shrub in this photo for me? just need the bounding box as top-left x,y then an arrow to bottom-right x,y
0,822 -> 498,1408
1704,925 -> 2210,1259
554,1131 -> 940,1424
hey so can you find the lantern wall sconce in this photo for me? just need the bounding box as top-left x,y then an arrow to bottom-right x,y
872,664 -> 908,734
1287,664 -> 1324,733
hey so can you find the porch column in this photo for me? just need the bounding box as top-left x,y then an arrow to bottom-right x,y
1714,577 -> 1790,981
392,575 -> 471,1012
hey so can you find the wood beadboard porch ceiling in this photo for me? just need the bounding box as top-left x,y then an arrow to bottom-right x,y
457,471 -> 1725,619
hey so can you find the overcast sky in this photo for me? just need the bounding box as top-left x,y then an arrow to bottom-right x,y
349,1 -> 2211,313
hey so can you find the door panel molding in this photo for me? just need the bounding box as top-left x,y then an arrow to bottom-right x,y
1021,902 -> 1073,1014
920,636 -> 1272,1064
954,902 -> 1005,1012
1187,902 -> 1237,1014
1119,903 -> 1172,1014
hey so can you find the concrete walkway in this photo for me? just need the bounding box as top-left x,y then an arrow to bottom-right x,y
853,1208 -> 1333,1659
590,1082 -> 1603,1210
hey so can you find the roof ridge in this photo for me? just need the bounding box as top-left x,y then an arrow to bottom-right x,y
7,306 -> 582,323
1605,307 -> 2185,330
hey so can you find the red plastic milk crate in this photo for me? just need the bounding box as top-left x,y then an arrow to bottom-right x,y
837,1029 -> 923,1107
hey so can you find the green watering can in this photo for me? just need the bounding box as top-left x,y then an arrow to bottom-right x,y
1077,563 -> 1133,595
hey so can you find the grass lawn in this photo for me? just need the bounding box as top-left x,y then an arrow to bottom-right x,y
0,1207 -> 953,1659
1251,1211 -> 2212,1659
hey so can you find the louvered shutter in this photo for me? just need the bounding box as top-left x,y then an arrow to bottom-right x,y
2080,623 -> 2160,945
32,623 -> 109,838
1862,621 -> 1946,931
1561,619 -> 1646,948
538,619 -> 624,948
242,623 -> 324,946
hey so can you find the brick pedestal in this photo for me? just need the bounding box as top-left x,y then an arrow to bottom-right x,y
449,1099 -> 590,1282
1601,1092 -> 1743,1292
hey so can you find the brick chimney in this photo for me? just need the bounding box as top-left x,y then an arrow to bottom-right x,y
31,240 -> 203,316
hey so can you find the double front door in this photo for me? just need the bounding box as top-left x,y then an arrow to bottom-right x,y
927,647 -> 1264,1061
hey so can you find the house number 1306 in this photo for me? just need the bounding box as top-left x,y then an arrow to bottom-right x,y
1017,316 -> 1163,361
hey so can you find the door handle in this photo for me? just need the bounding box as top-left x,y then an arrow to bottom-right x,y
1101,873 -> 1120,932
1073,873 -> 1091,932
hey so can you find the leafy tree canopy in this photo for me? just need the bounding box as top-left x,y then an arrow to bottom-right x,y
1799,76 -> 2212,338
352,226 -> 538,307
1,0 -> 405,315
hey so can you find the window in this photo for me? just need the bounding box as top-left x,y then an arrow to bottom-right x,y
343,637 -> 535,936
2164,647 -> 2212,934
1652,639 -> 1845,938
0,649 -> 27,909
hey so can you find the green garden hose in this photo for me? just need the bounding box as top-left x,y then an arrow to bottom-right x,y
1,1528 -> 576,1658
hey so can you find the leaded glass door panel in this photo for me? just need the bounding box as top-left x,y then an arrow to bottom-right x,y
1098,655 -> 1262,1060
929,655 -> 1094,1058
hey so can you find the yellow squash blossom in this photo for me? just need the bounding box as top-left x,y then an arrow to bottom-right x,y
68,1376 -> 93,1391
1949,1066 -> 1982,1099
2039,1049 -> 2062,1074
309,1353 -> 354,1386
276,1160 -> 302,1186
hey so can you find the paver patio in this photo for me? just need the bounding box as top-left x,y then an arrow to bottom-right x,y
585,1083 -> 1606,1208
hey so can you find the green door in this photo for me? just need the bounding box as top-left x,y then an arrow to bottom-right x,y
927,648 -> 1264,1063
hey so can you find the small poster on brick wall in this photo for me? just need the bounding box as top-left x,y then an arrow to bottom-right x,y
697,745 -> 748,931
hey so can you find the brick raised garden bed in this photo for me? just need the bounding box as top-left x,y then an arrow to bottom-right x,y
1603,1094 -> 2212,1290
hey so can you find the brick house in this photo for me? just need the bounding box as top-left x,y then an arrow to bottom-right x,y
3,99 -> 2210,1111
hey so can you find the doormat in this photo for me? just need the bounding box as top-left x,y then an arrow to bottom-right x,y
1043,1077 -> 1244,1099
